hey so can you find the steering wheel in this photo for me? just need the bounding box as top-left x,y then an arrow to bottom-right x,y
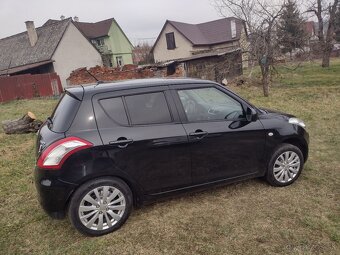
224,111 -> 240,120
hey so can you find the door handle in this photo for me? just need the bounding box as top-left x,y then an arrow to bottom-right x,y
189,130 -> 208,139
109,138 -> 134,148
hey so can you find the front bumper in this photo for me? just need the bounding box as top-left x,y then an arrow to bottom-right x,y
35,168 -> 76,219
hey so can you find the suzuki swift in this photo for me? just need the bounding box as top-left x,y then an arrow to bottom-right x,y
35,78 -> 309,236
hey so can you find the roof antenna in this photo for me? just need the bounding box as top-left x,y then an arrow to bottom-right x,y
84,69 -> 104,85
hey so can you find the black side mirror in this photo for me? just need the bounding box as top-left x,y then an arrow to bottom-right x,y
246,107 -> 258,122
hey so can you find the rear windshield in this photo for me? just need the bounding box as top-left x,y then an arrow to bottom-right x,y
49,93 -> 81,133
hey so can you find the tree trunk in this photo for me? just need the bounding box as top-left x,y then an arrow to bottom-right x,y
322,49 -> 331,67
2,112 -> 43,134
260,64 -> 270,97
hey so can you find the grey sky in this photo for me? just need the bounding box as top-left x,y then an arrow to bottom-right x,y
0,0 -> 223,45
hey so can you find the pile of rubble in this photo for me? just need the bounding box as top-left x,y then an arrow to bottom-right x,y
66,63 -> 185,86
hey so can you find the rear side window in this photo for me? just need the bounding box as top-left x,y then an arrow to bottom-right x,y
50,93 -> 81,133
125,92 -> 172,125
99,97 -> 128,125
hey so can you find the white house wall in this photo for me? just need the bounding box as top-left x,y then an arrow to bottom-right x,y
153,23 -> 194,62
52,23 -> 103,87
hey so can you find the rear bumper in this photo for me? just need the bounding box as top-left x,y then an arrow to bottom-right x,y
35,168 -> 76,219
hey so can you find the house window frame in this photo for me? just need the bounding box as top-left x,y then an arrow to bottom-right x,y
116,56 -> 124,67
96,38 -> 105,46
166,32 -> 176,50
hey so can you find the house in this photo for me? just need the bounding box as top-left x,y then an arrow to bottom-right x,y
151,18 -> 249,67
304,21 -> 318,42
74,18 -> 134,68
0,18 -> 103,87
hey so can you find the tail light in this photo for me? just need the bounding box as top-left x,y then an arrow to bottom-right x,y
37,137 -> 93,170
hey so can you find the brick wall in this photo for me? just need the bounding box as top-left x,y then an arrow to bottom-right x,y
67,64 -> 185,86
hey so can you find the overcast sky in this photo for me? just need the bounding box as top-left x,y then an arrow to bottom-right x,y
0,0 -> 223,45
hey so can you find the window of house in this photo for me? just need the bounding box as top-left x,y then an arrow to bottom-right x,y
99,97 -> 129,125
177,87 -> 244,122
166,32 -> 176,50
116,56 -> 124,67
125,92 -> 172,125
96,38 -> 105,46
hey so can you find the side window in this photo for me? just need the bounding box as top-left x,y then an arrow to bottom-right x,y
125,92 -> 172,125
99,97 -> 129,125
177,87 -> 244,122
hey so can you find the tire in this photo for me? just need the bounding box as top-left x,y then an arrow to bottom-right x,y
68,177 -> 133,236
266,143 -> 304,187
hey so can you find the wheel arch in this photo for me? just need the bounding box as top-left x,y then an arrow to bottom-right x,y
64,174 -> 143,214
281,137 -> 308,162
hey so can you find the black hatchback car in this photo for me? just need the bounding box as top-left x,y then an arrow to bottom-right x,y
35,78 -> 309,236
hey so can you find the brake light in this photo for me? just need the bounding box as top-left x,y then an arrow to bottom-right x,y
37,137 -> 93,170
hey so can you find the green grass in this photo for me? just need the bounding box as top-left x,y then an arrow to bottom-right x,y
0,59 -> 339,254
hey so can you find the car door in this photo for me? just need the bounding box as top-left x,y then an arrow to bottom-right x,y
92,86 -> 190,195
171,84 -> 266,185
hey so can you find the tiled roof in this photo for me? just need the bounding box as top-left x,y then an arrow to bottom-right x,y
0,18 -> 71,72
74,18 -> 114,39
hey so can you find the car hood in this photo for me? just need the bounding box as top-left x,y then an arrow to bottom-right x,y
259,107 -> 295,119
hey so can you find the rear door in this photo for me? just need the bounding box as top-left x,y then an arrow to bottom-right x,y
93,86 -> 191,195
171,84 -> 266,185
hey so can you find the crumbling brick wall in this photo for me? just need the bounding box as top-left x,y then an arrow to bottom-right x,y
66,64 -> 185,86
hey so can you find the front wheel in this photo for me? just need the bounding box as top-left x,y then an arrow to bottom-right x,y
68,177 -> 132,236
266,144 -> 304,187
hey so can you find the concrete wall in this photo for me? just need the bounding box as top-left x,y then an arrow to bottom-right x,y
52,23 -> 103,87
105,21 -> 134,67
153,23 -> 194,62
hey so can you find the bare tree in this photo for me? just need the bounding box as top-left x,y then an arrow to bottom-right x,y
133,42 -> 154,65
306,0 -> 339,67
214,0 -> 284,96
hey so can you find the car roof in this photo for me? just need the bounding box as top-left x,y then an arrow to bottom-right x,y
66,78 -> 217,99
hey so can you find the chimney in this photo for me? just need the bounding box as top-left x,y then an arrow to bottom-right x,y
73,16 -> 79,22
231,19 -> 237,38
25,21 -> 38,47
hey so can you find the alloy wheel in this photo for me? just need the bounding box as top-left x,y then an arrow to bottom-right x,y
78,186 -> 126,231
273,151 -> 301,183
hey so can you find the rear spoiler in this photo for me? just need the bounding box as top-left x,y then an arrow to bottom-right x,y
65,85 -> 84,101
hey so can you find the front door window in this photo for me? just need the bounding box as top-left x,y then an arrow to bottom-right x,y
177,87 -> 244,122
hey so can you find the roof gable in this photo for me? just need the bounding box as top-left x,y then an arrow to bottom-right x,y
74,18 -> 133,47
169,18 -> 244,45
152,18 -> 245,52
0,18 -> 71,72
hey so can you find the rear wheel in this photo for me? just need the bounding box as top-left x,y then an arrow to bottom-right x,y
266,144 -> 304,187
68,177 -> 132,236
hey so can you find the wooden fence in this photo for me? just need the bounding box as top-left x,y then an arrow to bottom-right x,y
0,73 -> 63,103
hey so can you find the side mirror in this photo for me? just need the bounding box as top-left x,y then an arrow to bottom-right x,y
246,107 -> 258,122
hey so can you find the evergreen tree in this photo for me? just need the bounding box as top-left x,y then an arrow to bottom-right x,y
277,0 -> 306,56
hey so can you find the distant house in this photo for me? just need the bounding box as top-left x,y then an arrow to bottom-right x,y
304,21 -> 318,42
0,18 -> 102,87
74,18 -> 134,68
151,18 -> 248,67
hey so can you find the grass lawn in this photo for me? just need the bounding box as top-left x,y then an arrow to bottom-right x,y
0,59 -> 339,254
